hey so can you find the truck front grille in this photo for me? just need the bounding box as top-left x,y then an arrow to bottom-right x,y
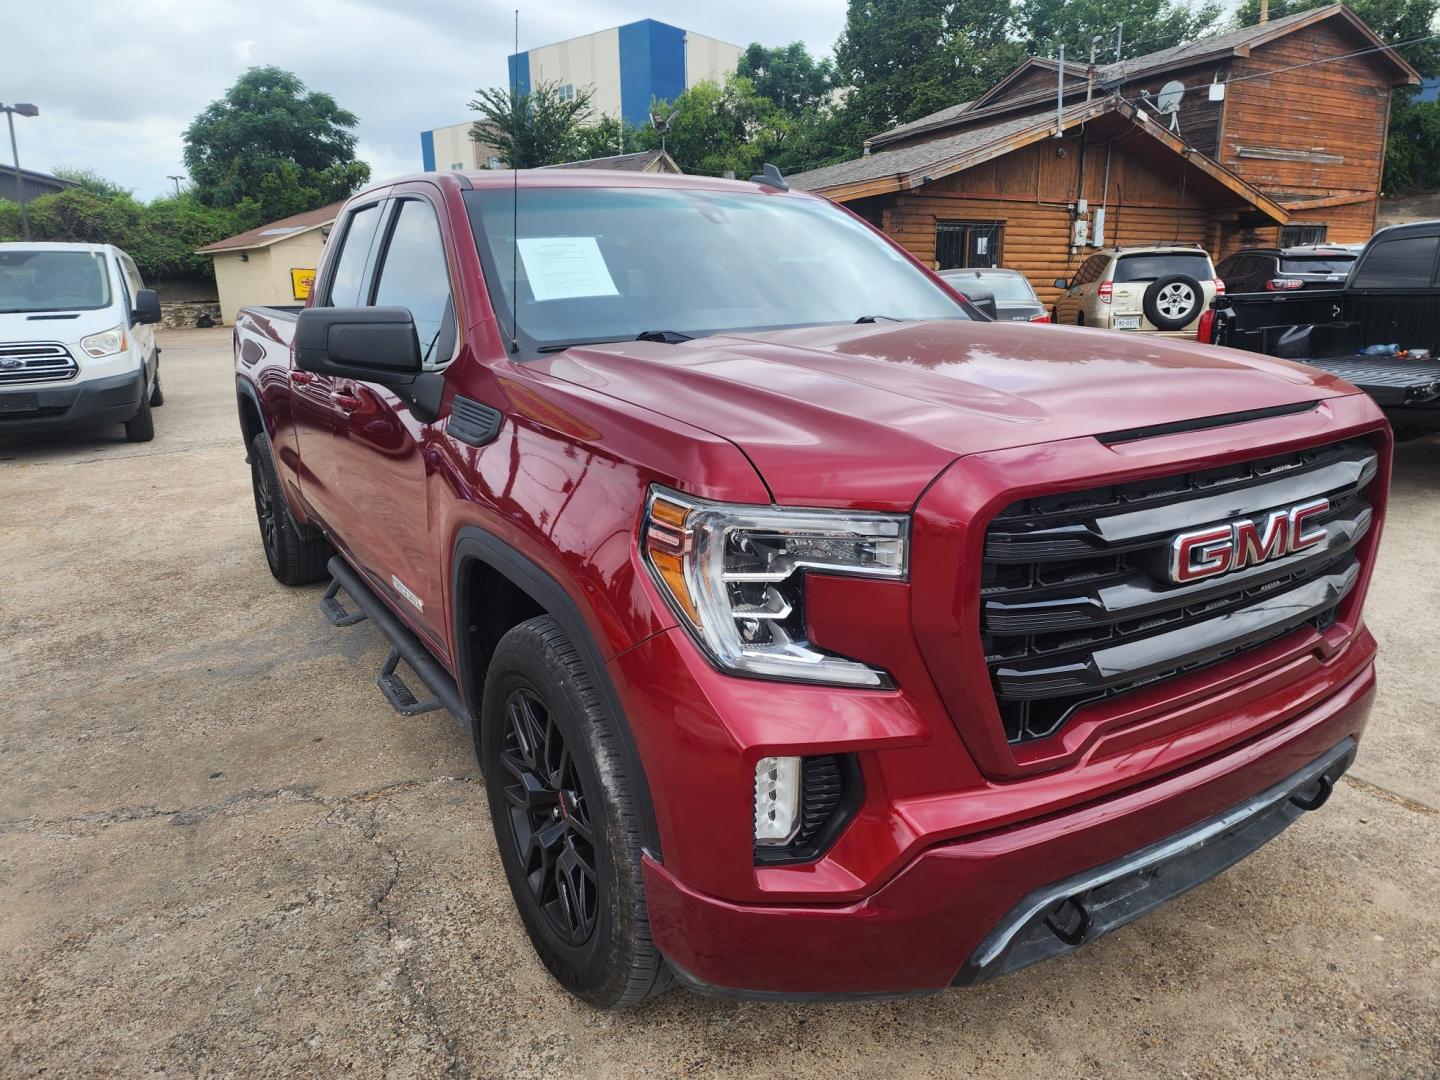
0,343 -> 79,385
980,439 -> 1378,744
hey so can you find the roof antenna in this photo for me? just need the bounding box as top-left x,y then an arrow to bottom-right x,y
749,163 -> 789,190
509,8 -> 521,354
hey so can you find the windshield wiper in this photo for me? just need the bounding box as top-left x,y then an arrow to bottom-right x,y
854,314 -> 904,324
634,329 -> 694,343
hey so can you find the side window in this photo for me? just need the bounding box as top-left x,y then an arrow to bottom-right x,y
121,254 -> 144,294
1351,236 -> 1440,289
325,203 -> 383,306
113,257 -> 133,310
370,199 -> 456,368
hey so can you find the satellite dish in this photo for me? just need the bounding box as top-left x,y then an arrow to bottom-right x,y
1157,80 -> 1185,131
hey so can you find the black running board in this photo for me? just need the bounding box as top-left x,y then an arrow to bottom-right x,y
324,556 -> 472,730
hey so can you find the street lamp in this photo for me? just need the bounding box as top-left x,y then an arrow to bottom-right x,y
2,102 -> 40,241
649,108 -> 673,156
167,174 -> 184,197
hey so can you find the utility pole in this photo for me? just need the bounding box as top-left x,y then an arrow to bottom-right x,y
2,102 -> 40,241
1088,34 -> 1104,101
1114,24 -> 1124,66
1056,45 -> 1066,137
167,174 -> 183,197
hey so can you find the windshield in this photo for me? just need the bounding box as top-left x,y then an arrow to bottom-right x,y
463,186 -> 968,351
1279,255 -> 1355,275
942,271 -> 1037,301
1114,253 -> 1213,283
0,250 -> 113,313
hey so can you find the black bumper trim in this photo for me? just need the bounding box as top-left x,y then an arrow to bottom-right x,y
0,369 -> 144,431
953,736 -> 1357,985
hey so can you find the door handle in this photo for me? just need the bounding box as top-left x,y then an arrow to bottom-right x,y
330,391 -> 362,411
290,371 -> 313,385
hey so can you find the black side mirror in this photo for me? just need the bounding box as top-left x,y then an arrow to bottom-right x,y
295,306 -> 444,423
132,288 -> 162,325
1053,278 -> 1069,290
960,287 -> 998,321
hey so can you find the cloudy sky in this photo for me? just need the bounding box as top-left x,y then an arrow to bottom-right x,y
6,1 -> 847,200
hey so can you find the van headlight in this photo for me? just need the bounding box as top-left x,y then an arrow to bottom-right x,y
642,487 -> 907,687
79,326 -> 127,358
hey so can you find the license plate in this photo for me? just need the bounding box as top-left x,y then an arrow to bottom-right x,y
1112,316 -> 1142,330
0,393 -> 39,414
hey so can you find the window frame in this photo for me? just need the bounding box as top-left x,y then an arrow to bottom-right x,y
1349,233 -> 1440,290
319,195 -> 390,308
365,192 -> 460,371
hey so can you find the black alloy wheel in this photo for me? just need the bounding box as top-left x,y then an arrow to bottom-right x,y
251,453 -> 281,569
499,686 -> 600,946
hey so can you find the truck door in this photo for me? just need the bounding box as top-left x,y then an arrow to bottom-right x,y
321,188 -> 457,651
291,195 -> 387,531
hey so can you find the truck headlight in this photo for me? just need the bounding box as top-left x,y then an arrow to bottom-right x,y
79,326 -> 127,358
642,487 -> 908,687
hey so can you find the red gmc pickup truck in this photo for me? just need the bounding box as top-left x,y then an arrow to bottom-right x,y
234,168 -> 1389,1008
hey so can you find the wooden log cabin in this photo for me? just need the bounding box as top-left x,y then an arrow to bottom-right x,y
788,4 -> 1419,308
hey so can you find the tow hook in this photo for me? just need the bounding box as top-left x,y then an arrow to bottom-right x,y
1043,895 -> 1092,946
1289,772 -> 1335,812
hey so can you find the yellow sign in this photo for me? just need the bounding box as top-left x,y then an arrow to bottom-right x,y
290,267 -> 316,300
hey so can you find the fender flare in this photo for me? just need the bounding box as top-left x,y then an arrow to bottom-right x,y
451,526 -> 663,860
235,376 -> 320,538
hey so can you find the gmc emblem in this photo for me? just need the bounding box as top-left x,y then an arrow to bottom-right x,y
1169,498 -> 1329,583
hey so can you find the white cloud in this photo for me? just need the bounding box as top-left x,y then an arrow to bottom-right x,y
9,0 -> 847,200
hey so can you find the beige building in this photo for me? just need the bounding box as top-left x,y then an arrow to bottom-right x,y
422,19 -> 740,169
196,202 -> 341,325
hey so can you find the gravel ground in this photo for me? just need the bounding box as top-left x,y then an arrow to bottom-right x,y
2,328 -> 1437,1078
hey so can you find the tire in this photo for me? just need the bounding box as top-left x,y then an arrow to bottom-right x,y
1076,311 -> 1085,326
124,383 -> 155,442
481,615 -> 672,1009
248,431 -> 331,585
149,363 -> 164,407
1143,274 -> 1204,331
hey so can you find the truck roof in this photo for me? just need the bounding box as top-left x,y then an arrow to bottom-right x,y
345,168 -> 799,203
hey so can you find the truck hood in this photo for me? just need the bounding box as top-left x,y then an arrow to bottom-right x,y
532,320 -> 1359,508
0,308 -> 123,347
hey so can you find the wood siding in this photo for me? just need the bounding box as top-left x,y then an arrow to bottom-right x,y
1220,19 -> 1393,241
878,135 -> 1228,307
1119,62 -> 1232,158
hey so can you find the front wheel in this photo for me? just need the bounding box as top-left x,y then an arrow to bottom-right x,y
248,431 -> 331,585
124,384 -> 155,442
481,615 -> 671,1009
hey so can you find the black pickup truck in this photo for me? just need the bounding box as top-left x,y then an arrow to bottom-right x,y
1210,221 -> 1440,438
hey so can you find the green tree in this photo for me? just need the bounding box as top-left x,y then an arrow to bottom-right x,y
573,114 -> 635,160
1384,92 -> 1440,192
833,0 -> 1026,142
636,76 -> 788,177
737,42 -> 836,115
51,166 -> 135,200
1015,0 -> 1222,60
469,80 -> 596,168
183,66 -> 370,221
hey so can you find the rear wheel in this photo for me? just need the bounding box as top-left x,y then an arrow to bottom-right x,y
248,431 -> 331,585
481,615 -> 671,1009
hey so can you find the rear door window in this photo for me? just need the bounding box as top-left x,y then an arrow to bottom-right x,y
1114,253 -> 1213,282
325,203 -> 384,306
1352,236 -> 1439,288
1280,255 -> 1355,275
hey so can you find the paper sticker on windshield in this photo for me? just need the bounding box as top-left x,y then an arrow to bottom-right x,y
516,236 -> 620,302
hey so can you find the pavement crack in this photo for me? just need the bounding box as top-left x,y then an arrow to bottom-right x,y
0,774 -> 481,836
1342,773 -> 1438,816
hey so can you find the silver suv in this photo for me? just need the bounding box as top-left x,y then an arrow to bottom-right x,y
1054,246 -> 1221,338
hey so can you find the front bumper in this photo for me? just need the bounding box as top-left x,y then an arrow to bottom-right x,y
643,659 -> 1374,998
0,370 -> 144,432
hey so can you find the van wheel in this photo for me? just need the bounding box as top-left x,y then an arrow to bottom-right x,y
481,615 -> 672,1009
124,387 -> 155,442
248,432 -> 331,585
149,367 -> 164,407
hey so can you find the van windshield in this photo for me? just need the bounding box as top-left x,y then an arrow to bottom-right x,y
0,250 -> 113,313
463,185 -> 969,352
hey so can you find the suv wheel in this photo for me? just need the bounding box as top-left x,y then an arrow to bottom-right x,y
481,615 -> 672,1009
1144,273 -> 1204,330
248,432 -> 331,585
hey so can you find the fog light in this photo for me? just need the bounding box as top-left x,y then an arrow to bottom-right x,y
753,756 -> 801,845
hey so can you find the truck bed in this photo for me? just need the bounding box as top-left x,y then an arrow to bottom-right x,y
1302,355 -> 1440,406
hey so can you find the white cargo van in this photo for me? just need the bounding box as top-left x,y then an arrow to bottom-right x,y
0,242 -> 163,441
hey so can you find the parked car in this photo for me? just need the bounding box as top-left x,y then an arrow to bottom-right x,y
1209,220 -> 1440,438
1054,246 -> 1222,338
1215,245 -> 1359,294
939,268 -> 1050,322
236,168 -> 1388,1007
0,242 -> 163,441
